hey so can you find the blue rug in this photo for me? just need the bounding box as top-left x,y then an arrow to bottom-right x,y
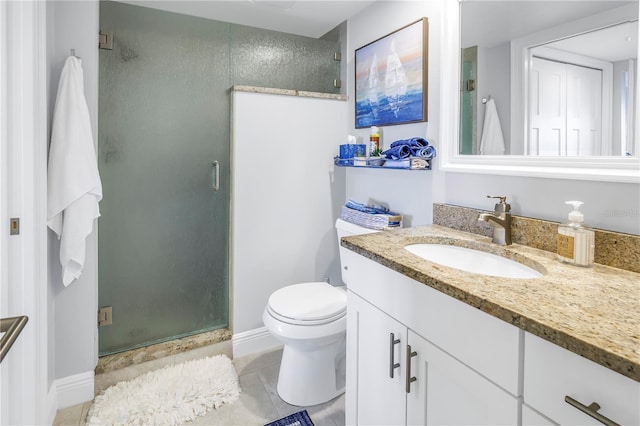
265,409 -> 314,426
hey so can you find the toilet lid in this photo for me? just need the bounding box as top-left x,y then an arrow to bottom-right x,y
268,282 -> 346,322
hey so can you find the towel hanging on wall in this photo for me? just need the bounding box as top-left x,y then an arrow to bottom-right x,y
479,98 -> 506,155
47,56 -> 103,287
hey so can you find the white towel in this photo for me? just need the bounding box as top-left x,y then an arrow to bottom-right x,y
48,56 -> 102,287
479,98 -> 506,155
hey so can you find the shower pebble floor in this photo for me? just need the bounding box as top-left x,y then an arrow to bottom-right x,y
53,343 -> 345,425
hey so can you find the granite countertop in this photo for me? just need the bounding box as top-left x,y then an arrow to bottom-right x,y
342,224 -> 640,382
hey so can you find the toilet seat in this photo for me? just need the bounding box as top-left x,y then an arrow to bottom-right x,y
267,282 -> 346,326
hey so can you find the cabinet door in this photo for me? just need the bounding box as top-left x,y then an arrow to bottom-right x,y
406,330 -> 519,426
347,292 -> 406,426
524,332 -> 639,425
522,404 -> 554,426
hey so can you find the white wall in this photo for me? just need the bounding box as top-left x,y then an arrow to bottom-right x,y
231,91 -> 347,338
345,1 -> 442,227
443,172 -> 640,234
478,43 -> 511,153
48,0 -> 100,406
613,58 -> 638,156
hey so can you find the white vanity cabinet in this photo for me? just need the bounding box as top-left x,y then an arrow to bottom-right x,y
344,250 -> 520,425
523,332 -> 640,426
347,292 -> 517,425
342,246 -> 640,426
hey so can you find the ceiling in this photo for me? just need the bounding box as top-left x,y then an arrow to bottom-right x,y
461,1 -> 638,62
116,1 -> 638,59
117,0 -> 376,39
461,1 -> 636,48
545,20 -> 638,63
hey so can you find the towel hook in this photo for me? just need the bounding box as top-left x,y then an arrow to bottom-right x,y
482,94 -> 492,104
70,48 -> 81,59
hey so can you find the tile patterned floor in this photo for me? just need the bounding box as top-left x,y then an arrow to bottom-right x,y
53,343 -> 345,426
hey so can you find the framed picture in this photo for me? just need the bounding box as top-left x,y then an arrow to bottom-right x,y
355,18 -> 428,128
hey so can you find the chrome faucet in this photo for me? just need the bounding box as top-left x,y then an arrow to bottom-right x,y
478,195 -> 512,245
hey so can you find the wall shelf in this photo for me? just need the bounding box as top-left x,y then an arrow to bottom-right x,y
334,157 -> 431,171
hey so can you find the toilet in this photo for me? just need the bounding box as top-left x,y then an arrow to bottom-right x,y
262,218 -> 378,406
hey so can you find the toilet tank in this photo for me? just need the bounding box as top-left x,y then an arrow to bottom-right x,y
335,219 -> 378,285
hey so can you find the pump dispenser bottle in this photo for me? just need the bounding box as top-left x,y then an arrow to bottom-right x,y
557,201 -> 594,267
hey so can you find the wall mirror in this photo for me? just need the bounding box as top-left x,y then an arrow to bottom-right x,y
439,0 -> 640,182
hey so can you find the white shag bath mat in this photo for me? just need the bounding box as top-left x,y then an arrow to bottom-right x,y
87,354 -> 241,426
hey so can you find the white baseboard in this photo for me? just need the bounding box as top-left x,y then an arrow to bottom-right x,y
45,384 -> 58,425
55,370 -> 94,409
232,327 -> 281,358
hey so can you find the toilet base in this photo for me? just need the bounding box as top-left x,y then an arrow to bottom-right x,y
276,336 -> 346,406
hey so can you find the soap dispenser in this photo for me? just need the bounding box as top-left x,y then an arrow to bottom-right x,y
557,201 -> 594,267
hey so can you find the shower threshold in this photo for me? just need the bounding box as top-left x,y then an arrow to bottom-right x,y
96,327 -> 231,374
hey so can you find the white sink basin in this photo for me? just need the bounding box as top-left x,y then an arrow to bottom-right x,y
404,244 -> 543,279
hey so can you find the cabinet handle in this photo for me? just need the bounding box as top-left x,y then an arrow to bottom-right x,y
565,396 -> 620,426
406,344 -> 417,393
389,333 -> 401,378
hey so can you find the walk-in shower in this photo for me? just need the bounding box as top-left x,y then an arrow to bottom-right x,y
97,1 -> 340,355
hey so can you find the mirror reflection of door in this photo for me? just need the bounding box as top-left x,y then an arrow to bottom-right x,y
529,56 -> 604,156
460,1 -> 638,157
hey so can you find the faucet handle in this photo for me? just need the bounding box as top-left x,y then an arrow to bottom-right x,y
487,195 -> 511,212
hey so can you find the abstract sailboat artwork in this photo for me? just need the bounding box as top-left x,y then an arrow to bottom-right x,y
385,39 -> 409,119
355,18 -> 428,128
368,53 -> 380,120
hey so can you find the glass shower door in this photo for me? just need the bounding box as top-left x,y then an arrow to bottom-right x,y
97,2 -> 230,355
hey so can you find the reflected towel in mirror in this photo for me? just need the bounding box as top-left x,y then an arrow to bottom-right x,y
480,98 -> 505,155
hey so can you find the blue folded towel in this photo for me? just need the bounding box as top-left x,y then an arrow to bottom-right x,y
382,144 -> 411,160
345,199 -> 397,216
415,145 -> 437,159
383,137 -> 435,160
390,137 -> 428,149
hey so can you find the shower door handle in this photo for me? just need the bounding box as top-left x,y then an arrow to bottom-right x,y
212,160 -> 220,191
